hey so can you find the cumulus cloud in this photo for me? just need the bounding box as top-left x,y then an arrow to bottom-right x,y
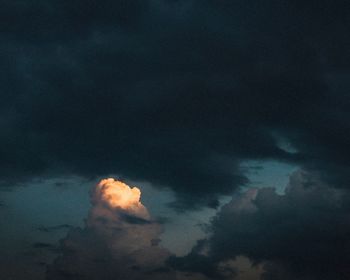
91,178 -> 150,219
172,170 -> 350,279
47,178 -> 210,280
47,178 -> 174,280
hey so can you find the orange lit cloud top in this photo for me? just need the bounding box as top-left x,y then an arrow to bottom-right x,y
93,178 -> 150,219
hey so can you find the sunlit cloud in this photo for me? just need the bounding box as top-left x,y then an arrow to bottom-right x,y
92,178 -> 150,219
47,178 -> 175,280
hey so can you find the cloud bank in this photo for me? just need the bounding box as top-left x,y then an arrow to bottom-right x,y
171,170 -> 350,279
1,0 -> 350,209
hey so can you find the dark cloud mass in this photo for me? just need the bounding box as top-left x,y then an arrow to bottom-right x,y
171,170 -> 350,279
1,0 -> 350,208
1,1 -> 350,279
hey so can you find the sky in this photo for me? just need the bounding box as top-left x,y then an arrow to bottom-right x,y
1,1 -> 350,279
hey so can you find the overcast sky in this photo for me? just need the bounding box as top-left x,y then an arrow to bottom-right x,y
1,1 -> 350,279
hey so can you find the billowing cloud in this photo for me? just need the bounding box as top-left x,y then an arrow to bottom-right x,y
91,178 -> 150,219
171,170 -> 350,279
47,178 -> 173,280
47,179 -> 209,280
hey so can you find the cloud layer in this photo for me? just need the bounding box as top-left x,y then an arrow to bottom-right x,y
1,0 -> 350,208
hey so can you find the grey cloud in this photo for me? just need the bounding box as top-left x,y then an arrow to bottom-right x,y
172,170 -> 350,279
1,0 -> 350,209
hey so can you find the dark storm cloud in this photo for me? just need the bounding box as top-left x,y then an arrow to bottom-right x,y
1,0 -> 350,208
172,170 -> 350,279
